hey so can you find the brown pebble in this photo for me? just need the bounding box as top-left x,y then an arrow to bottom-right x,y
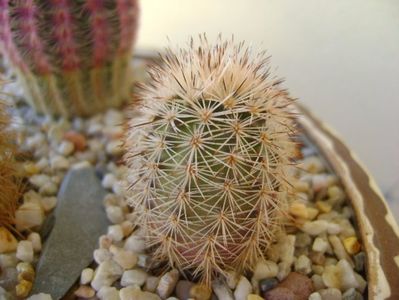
190,283 -> 212,300
74,285 -> 95,298
309,251 -> 326,265
278,272 -> 314,300
264,287 -> 296,300
64,131 -> 87,151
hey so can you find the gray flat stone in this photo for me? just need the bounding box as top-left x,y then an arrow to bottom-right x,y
31,167 -> 108,299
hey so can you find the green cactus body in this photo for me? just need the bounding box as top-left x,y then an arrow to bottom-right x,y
125,37 -> 297,284
0,0 -> 139,117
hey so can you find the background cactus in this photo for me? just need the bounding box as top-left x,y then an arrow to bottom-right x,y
0,0 -> 139,117
0,80 -> 19,231
125,36 -> 298,284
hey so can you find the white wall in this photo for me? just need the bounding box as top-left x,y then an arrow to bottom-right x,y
136,0 -> 399,199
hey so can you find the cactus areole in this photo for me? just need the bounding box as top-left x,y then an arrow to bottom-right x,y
125,36 -> 298,284
0,0 -> 139,117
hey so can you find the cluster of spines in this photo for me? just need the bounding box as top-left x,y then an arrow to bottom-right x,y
125,36 -> 297,285
0,0 -> 139,117
0,80 -> 20,232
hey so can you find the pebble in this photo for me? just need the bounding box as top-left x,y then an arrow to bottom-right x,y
145,276 -> 161,293
16,279 -> 33,297
343,237 -> 361,255
91,260 -> 123,291
225,271 -> 239,289
212,279 -> 234,300
40,196 -> 57,212
329,236 -> 354,266
108,224 -> 124,242
124,234 -> 146,253
322,265 -> 341,289
338,259 -> 359,291
110,245 -> 138,270
0,227 -> 18,253
39,181 -> 58,196
295,233 -> 312,248
301,220 -> 329,236
312,237 -> 329,253
252,260 -> 278,280
309,292 -> 322,300
121,268 -> 148,286
80,268 -> 94,285
16,262 -> 35,281
289,201 -> 308,219
106,140 -> 123,156
258,278 -> 278,294
190,284 -> 212,300
29,174 -> 51,188
319,288 -> 342,300
94,248 -> 112,264
156,269 -> 179,299
294,255 -> 312,275
301,156 -> 325,174
234,276 -> 252,300
16,240 -> 34,262
176,280 -> 194,299
97,286 -> 120,300
27,293 -> 53,300
15,202 -> 45,231
120,286 -> 161,300
277,272 -> 314,300
102,173 -> 117,189
50,155 -> 70,170
106,206 -> 125,224
64,131 -> 87,151
280,235 -> 296,265
121,221 -> 135,237
311,274 -> 326,290
74,285 -> 96,298
247,294 -> 263,300
343,288 -> 364,300
0,253 -> 18,268
353,252 -> 365,272
27,232 -> 42,253
264,287 -> 295,300
57,140 -> 75,156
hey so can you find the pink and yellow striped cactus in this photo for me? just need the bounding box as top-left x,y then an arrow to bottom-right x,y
0,0 -> 139,117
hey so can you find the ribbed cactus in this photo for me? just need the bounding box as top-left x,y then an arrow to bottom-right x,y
125,37 -> 297,284
0,0 -> 139,117
0,81 -> 19,231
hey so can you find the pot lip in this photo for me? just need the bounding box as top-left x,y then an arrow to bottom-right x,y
296,104 -> 399,300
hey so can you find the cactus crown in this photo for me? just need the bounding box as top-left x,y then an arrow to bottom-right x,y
0,81 -> 19,231
0,0 -> 139,117
125,36 -> 297,284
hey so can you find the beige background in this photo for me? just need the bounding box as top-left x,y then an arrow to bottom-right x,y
136,0 -> 399,217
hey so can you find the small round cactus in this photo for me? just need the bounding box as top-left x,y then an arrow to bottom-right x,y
0,81 -> 19,230
0,0 -> 139,117
125,36 -> 297,284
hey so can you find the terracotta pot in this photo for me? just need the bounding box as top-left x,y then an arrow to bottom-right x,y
297,104 -> 399,300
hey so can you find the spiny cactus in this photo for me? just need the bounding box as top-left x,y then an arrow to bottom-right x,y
125,36 -> 298,284
0,81 -> 19,231
0,0 -> 139,117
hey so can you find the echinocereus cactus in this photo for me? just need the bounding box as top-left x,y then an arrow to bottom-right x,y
125,36 -> 298,284
0,81 -> 19,231
0,0 -> 139,117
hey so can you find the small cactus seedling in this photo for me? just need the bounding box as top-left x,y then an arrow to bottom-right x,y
0,0 -> 139,117
0,81 -> 19,231
125,36 -> 298,284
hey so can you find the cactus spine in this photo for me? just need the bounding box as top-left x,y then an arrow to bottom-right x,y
0,0 -> 139,117
125,37 -> 297,284
0,80 -> 19,231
